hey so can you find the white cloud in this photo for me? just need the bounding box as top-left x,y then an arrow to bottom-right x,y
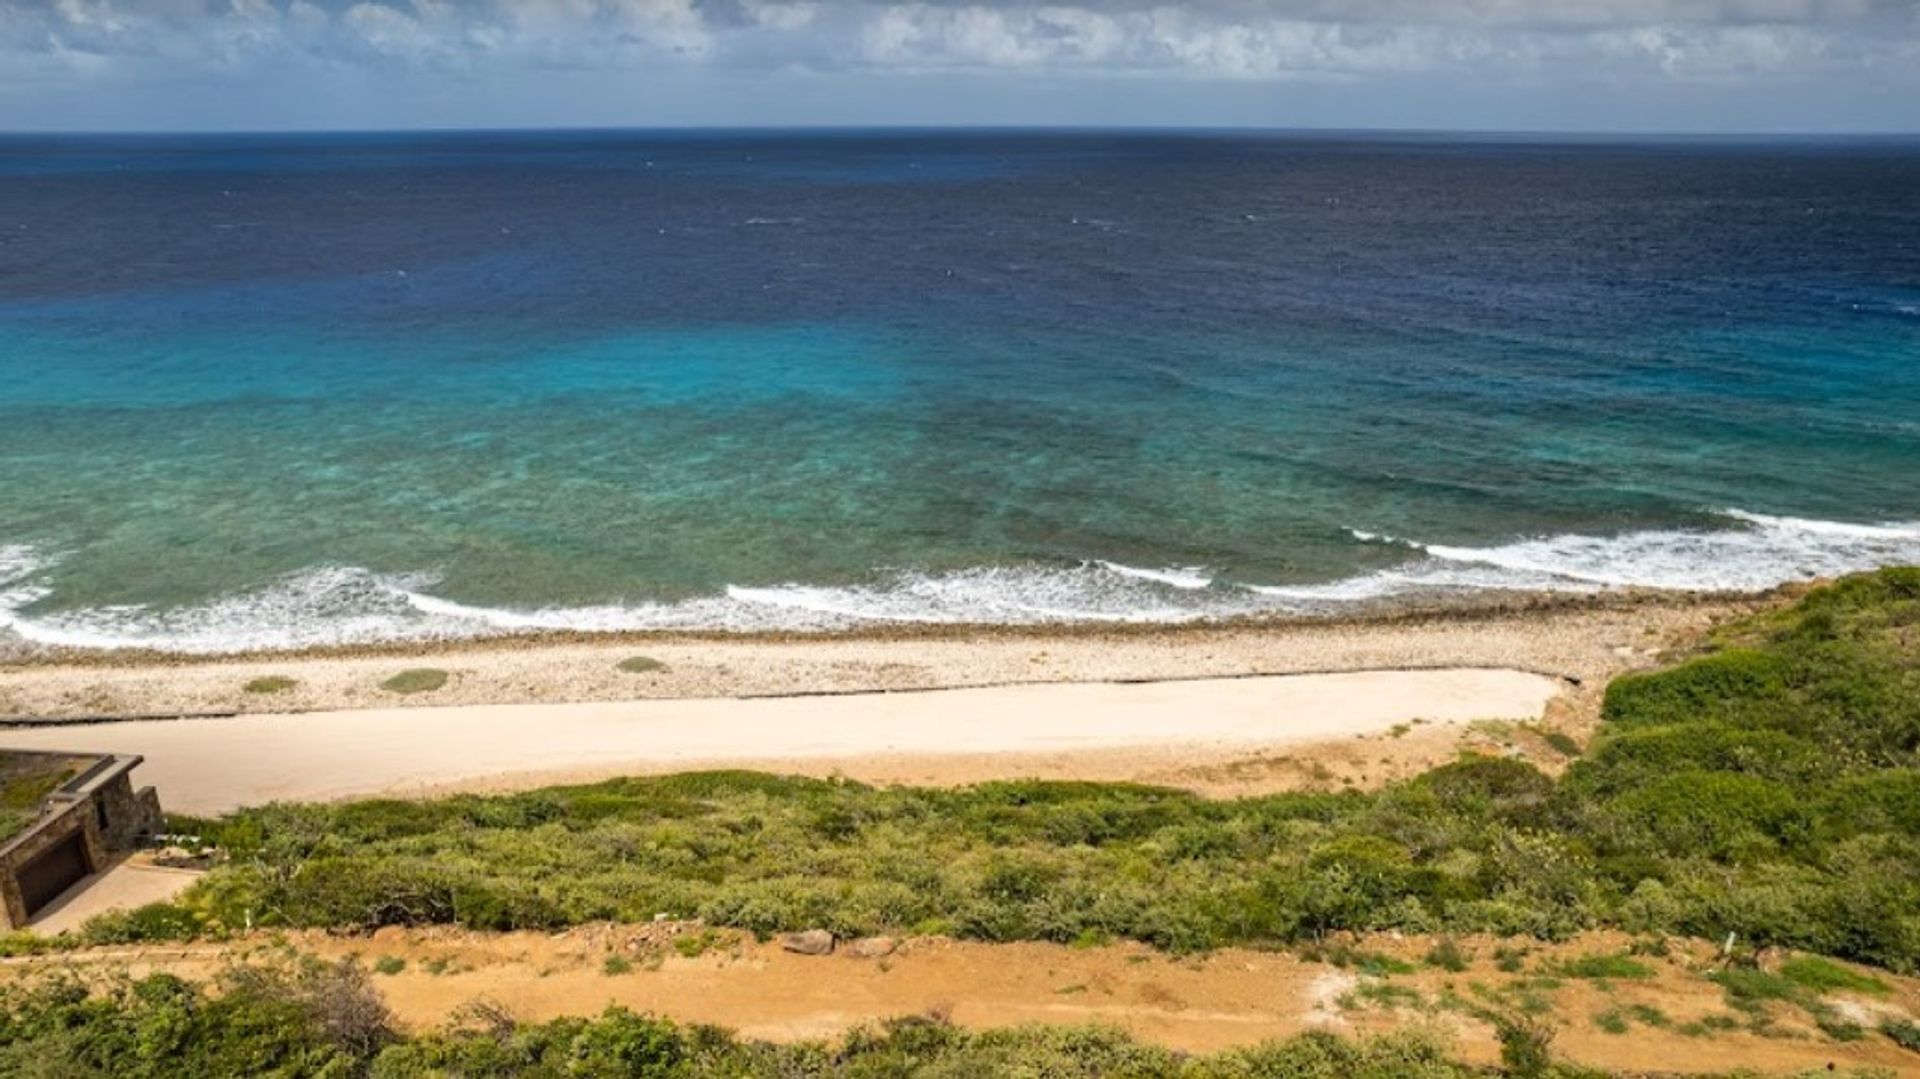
0,0 -> 1916,128
2,0 -> 1912,79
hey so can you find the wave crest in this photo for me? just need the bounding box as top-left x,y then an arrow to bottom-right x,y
3,508 -> 1916,653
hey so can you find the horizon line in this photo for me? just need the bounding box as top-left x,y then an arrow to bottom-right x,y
4,122 -> 1919,141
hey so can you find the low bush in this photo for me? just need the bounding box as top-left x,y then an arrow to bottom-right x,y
380,669 -> 449,695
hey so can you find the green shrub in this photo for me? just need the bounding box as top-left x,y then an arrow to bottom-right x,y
380,669 -> 449,695
618,656 -> 668,674
372,955 -> 405,976
242,676 -> 297,695
1602,648 -> 1792,728
1425,936 -> 1469,972
1494,1015 -> 1555,1078
80,902 -> 207,944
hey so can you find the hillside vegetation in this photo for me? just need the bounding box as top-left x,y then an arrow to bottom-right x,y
0,960 -> 1895,1079
98,570 -> 1919,972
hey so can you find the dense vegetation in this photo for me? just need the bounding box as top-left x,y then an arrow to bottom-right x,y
110,569 -> 1920,971
0,962 -> 1884,1078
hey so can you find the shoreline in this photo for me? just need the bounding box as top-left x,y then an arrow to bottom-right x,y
0,584 -> 1780,670
0,594 -> 1755,802
0,591 -> 1755,726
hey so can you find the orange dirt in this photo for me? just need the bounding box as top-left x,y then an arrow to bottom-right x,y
11,929 -> 1917,1076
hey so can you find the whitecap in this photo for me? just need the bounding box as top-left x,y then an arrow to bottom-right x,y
4,507 -> 1918,653
1093,561 -> 1213,590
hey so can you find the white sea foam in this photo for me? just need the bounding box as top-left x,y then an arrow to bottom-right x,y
2,509 -> 1917,653
1093,561 -> 1213,590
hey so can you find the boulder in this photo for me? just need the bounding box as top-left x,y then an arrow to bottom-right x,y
845,936 -> 897,959
780,929 -> 835,956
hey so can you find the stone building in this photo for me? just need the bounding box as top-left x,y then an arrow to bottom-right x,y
0,751 -> 162,928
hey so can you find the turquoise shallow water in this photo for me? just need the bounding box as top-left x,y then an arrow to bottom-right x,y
2,132 -> 1918,650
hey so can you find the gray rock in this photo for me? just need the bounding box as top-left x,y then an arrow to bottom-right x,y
845,936 -> 897,958
780,929 -> 835,956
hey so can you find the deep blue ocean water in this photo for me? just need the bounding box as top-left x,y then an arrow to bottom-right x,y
2,131 -> 1918,651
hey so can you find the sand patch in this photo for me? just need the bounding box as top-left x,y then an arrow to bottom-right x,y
1,668 -> 1557,813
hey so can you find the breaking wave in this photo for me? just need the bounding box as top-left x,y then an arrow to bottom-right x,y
3,509 -> 1917,653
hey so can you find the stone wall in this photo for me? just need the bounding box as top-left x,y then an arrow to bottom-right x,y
94,773 -> 160,851
0,801 -> 103,929
0,752 -> 164,929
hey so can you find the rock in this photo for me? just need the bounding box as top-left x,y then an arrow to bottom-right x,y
845,936 -> 897,959
780,929 -> 835,956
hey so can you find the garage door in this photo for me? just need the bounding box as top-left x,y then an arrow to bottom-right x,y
18,831 -> 90,917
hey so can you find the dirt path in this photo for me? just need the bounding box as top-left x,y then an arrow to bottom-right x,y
13,929 -> 1917,1076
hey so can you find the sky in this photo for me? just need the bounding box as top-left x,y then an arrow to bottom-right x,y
4,0 -> 1919,133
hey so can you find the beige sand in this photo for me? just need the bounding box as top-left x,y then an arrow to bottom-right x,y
0,595 -> 1748,724
1,668 -> 1558,813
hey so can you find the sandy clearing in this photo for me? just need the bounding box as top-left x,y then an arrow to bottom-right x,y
0,668 -> 1559,813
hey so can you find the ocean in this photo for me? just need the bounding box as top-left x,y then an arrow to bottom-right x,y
2,130 -> 1918,652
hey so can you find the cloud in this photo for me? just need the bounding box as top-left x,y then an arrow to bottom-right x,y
0,0 -> 1915,128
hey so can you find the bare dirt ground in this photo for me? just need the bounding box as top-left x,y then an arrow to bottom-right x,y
9,928 -> 1916,1076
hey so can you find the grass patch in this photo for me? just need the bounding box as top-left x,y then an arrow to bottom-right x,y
1626,1004 -> 1670,1028
1348,981 -> 1425,1009
1555,953 -> 1655,980
1781,955 -> 1889,995
1493,945 -> 1530,973
0,755 -> 75,842
371,955 -> 405,976
617,655 -> 668,675
1810,1003 -> 1865,1042
672,930 -> 724,959
1308,943 -> 1418,976
1710,967 -> 1800,1007
1882,1016 -> 1920,1052
1542,731 -> 1582,757
379,669 -> 448,695
243,676 -> 297,695
601,955 -> 633,975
